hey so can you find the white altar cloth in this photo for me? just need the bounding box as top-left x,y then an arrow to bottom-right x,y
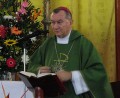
0,81 -> 34,98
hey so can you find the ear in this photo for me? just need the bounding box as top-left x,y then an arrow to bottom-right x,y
69,19 -> 73,25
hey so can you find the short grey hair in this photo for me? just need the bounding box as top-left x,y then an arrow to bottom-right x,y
52,7 -> 72,20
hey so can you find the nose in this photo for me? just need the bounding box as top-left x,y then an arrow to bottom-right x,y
53,23 -> 59,29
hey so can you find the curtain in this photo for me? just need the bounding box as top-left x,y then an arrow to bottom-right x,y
32,0 -> 116,82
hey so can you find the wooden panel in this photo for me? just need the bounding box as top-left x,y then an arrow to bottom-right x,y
115,0 -> 120,80
111,81 -> 120,98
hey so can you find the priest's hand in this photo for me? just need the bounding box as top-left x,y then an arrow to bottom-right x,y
56,70 -> 72,82
38,66 -> 51,73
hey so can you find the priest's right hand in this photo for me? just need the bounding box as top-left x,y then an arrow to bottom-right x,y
38,66 -> 51,73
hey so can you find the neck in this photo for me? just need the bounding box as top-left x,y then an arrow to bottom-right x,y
57,31 -> 71,44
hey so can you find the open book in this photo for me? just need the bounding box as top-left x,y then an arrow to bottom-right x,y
19,71 -> 66,97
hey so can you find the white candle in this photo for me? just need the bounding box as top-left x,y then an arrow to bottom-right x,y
23,48 -> 26,72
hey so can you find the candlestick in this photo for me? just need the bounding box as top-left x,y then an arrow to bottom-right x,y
43,0 -> 51,31
23,48 -> 26,72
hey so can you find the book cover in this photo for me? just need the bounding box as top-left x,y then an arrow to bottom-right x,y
19,71 -> 66,97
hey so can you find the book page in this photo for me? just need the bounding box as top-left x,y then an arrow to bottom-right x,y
37,73 -> 56,78
20,71 -> 36,77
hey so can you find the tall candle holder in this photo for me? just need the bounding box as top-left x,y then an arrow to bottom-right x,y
42,0 -> 51,31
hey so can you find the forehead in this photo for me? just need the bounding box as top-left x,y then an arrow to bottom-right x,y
50,10 -> 66,21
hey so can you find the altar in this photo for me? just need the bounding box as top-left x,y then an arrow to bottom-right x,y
0,81 -> 34,98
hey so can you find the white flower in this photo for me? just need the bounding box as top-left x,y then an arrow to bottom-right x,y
3,15 -> 13,20
29,31 -> 37,42
21,54 -> 29,64
0,46 -> 3,49
30,37 -> 37,42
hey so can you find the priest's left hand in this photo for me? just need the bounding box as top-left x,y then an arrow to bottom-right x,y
56,70 -> 72,82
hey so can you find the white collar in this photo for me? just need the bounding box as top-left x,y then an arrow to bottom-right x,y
57,31 -> 71,44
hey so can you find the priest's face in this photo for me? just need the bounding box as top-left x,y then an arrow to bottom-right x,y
50,10 -> 72,38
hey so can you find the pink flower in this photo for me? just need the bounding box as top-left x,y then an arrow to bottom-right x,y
18,7 -> 27,15
21,0 -> 29,8
0,25 -> 7,38
6,58 -> 16,68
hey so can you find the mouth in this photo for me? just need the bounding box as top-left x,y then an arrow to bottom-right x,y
54,30 -> 60,33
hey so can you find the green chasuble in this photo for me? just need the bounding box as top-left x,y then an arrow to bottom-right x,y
28,30 -> 114,98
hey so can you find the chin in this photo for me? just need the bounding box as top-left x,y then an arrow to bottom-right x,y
55,33 -> 61,36
55,34 -> 60,37
57,35 -> 64,38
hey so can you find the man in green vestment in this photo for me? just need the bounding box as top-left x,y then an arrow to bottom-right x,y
28,7 -> 114,98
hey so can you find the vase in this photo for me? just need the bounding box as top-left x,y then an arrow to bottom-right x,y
0,71 -> 20,81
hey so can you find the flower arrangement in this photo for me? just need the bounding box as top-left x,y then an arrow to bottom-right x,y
0,0 -> 44,79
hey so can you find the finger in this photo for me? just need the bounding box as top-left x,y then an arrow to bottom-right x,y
40,66 -> 50,70
39,67 -> 51,73
40,69 -> 51,73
